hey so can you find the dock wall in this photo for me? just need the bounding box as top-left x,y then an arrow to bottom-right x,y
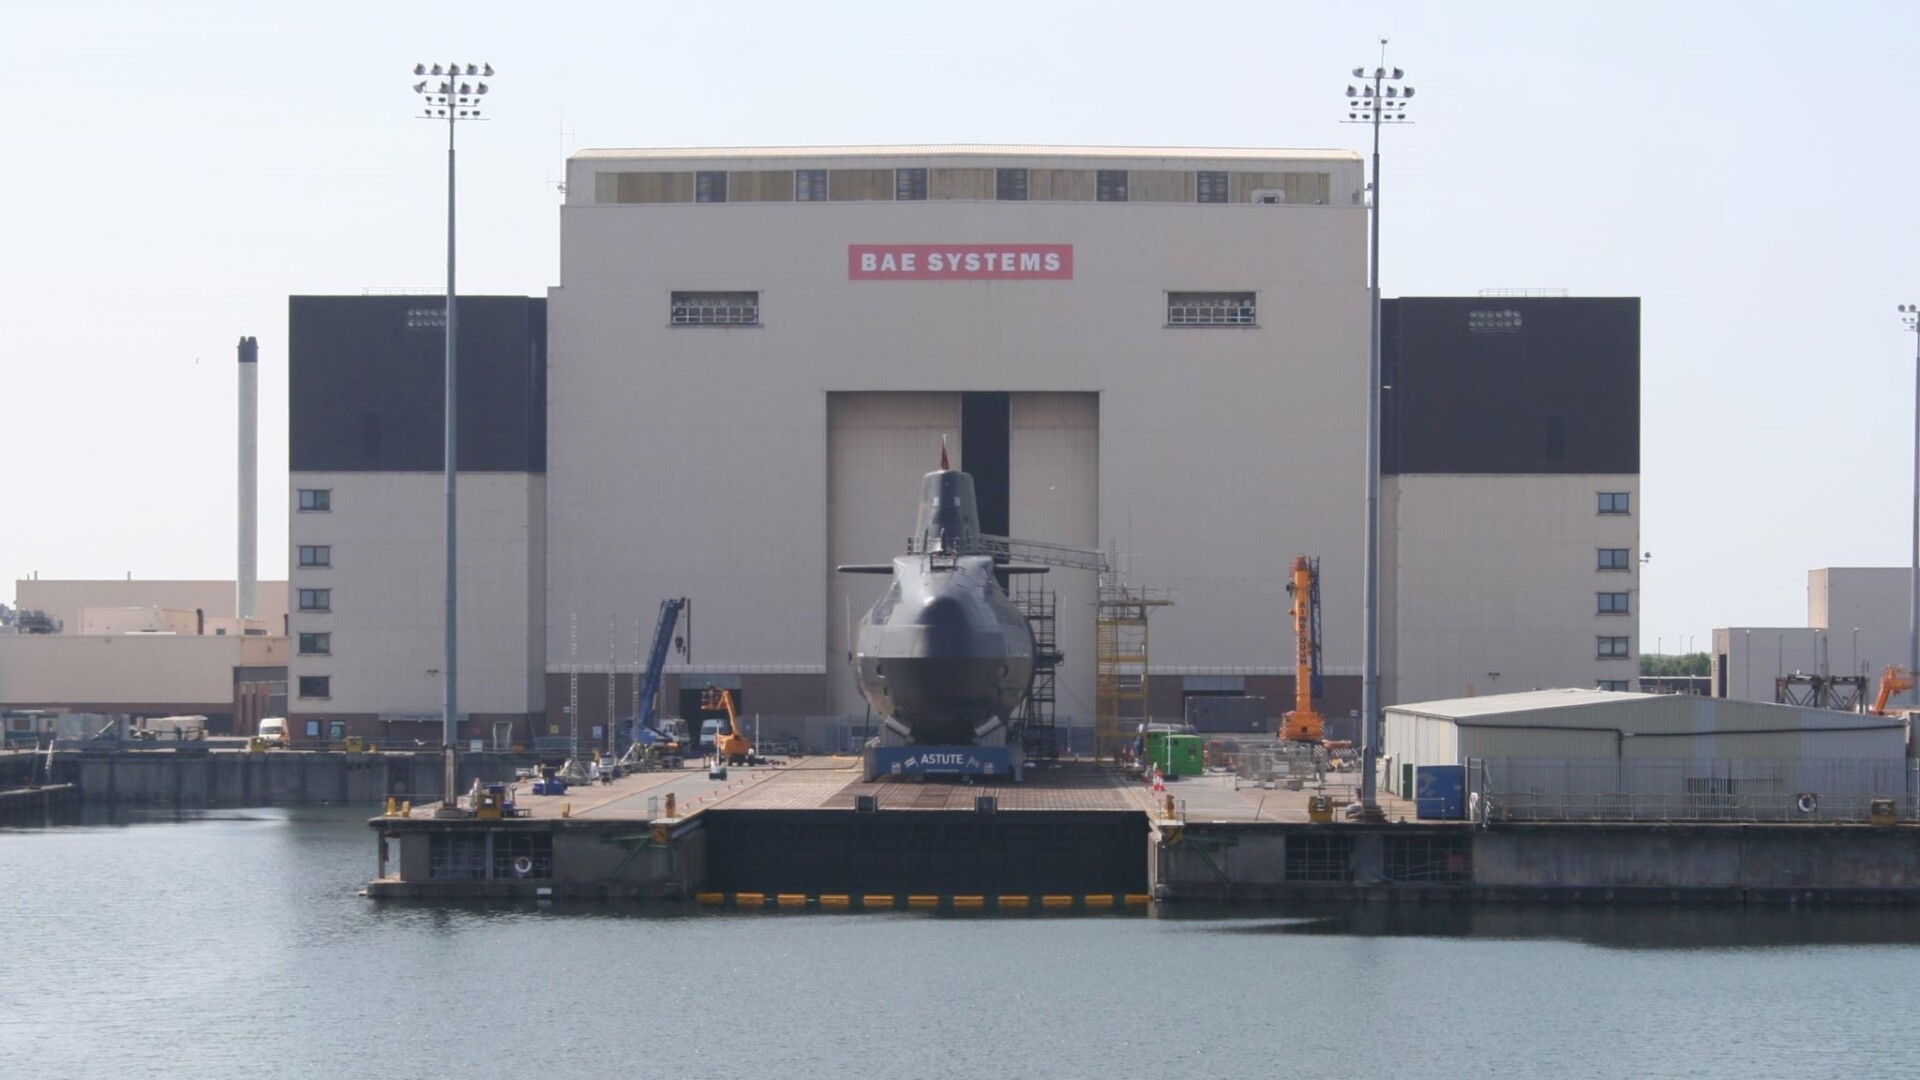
55,750 -> 529,806
1156,821 -> 1920,903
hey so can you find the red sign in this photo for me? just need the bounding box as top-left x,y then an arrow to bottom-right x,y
848,244 -> 1073,280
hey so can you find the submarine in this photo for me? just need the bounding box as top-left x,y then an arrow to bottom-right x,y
838,448 -> 1039,745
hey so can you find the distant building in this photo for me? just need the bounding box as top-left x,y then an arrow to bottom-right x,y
1714,567 -> 1910,703
0,578 -> 288,736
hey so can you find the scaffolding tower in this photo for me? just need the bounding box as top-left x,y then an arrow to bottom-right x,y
1095,557 -> 1174,762
1012,578 -> 1060,761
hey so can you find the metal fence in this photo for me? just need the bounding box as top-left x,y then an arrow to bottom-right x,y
1468,757 -> 1919,823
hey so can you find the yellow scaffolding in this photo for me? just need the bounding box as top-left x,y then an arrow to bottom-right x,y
1094,575 -> 1173,762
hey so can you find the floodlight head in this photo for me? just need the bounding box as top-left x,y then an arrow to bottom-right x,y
482,63 -> 494,76
414,63 -> 426,75
1404,87 -> 1416,98
1391,67 -> 1403,79
1352,67 -> 1364,77
476,82 -> 488,94
413,80 -> 428,93
430,64 -> 443,75
1346,86 -> 1357,97
464,64 -> 477,75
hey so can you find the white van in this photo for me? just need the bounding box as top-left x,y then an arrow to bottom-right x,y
256,716 -> 289,748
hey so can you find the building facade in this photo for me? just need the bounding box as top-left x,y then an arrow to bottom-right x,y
281,145 -> 1644,747
286,295 -> 547,746
1382,296 -> 1642,703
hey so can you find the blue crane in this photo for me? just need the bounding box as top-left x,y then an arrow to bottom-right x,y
630,597 -> 690,749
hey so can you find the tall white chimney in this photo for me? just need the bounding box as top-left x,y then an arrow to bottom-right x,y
237,336 -> 258,620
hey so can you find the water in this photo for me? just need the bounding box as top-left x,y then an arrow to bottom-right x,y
4,809 -> 1919,1080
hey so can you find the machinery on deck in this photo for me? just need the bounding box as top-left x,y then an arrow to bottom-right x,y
1868,665 -> 1915,716
701,687 -> 755,771
1280,555 -> 1326,743
620,598 -> 691,771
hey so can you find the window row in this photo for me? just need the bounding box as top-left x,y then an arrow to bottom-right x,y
299,488 -> 331,512
297,675 -> 330,699
1597,636 -> 1632,659
298,588 -> 330,612
298,544 -> 330,568
666,290 -> 1259,328
596,167 -> 1334,206
1598,491 -> 1629,515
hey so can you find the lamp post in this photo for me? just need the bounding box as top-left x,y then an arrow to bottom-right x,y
1902,304 -> 1920,704
413,63 -> 492,810
1343,43 -> 1413,819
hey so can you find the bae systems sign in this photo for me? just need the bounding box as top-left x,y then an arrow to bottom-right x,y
848,243 -> 1073,280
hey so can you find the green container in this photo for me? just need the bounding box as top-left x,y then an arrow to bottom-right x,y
1142,729 -> 1204,778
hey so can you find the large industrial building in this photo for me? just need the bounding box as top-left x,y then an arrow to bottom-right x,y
284,144 -> 1641,748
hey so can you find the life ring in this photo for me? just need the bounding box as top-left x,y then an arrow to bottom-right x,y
512,855 -> 534,877
1796,794 -> 1818,814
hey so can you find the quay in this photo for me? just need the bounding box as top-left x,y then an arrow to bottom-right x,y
364,757 -> 1920,907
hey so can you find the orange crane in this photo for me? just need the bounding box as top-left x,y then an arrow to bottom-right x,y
1280,555 -> 1325,743
1869,665 -> 1914,716
700,687 -> 755,767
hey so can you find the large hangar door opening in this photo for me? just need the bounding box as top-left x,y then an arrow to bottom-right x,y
1010,393 -> 1099,736
827,393 -> 963,716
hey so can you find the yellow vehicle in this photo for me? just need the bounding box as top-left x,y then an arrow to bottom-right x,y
700,687 -> 756,766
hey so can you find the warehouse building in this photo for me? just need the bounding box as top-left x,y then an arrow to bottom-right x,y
1382,688 -> 1910,821
284,144 -> 1641,746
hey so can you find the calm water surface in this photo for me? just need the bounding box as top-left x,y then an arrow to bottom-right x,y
3,808 -> 1918,1080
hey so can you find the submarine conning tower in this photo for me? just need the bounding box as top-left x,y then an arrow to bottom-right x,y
914,468 -> 982,555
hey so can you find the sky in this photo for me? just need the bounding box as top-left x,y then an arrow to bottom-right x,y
3,0 -> 1916,653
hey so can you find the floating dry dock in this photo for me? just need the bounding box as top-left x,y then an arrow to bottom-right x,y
366,757 -> 1920,906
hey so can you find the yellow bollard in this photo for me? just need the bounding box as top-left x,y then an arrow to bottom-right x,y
665,792 -> 677,818
561,801 -> 571,819
400,801 -> 411,816
384,796 -> 397,817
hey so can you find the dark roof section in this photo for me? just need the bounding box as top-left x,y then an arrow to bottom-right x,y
289,295 -> 546,474
1384,296 -> 1639,476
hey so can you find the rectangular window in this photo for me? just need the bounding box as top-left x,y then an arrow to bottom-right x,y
796,169 -> 828,201
1598,491 -> 1630,515
297,545 -> 331,568
695,171 -> 727,203
297,588 -> 331,612
1096,170 -> 1128,202
298,488 -> 331,512
298,632 -> 331,656
894,168 -> 927,201
1597,680 -> 1631,692
1597,636 -> 1631,659
1168,292 -> 1256,326
995,168 -> 1028,201
297,675 -> 331,699
670,291 -> 759,326
1196,171 -> 1229,203
1598,592 -> 1630,614
1597,548 -> 1631,571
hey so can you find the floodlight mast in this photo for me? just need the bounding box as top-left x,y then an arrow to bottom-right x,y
1903,303 -> 1920,707
1342,43 -> 1413,820
412,63 -> 492,810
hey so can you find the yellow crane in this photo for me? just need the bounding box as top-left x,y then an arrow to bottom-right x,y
1280,555 -> 1325,743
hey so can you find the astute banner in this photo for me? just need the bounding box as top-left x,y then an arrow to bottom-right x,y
848,243 -> 1073,280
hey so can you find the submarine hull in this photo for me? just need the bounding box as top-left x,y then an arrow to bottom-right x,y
852,554 -> 1035,746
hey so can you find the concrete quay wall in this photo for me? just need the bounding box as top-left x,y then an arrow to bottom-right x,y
1156,822 -> 1920,903
59,751 -> 529,806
